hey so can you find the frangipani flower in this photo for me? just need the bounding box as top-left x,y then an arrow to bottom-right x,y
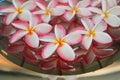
64,0 -> 91,21
10,16 -> 52,48
89,0 -> 120,27
0,0 -> 36,25
80,18 -> 112,50
40,25 -> 82,61
33,0 -> 65,23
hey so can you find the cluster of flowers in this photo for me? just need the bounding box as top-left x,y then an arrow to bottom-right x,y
0,0 -> 120,72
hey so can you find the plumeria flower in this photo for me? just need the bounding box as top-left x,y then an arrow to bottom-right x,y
64,0 -> 91,21
89,0 -> 120,27
10,15 -> 52,48
33,0 -> 65,23
80,18 -> 112,50
0,0 -> 36,25
40,25 -> 82,61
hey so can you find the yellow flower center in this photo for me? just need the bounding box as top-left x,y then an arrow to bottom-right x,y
54,38 -> 65,47
87,29 -> 96,37
102,11 -> 109,18
26,27 -> 36,35
16,7 -> 22,14
45,9 -> 52,15
71,7 -> 79,14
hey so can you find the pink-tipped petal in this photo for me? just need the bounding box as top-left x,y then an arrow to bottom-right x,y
57,43 -> 75,61
12,0 -> 22,8
78,8 -> 92,16
93,15 -> 104,24
35,23 -> 52,35
29,15 -> 39,27
81,18 -> 94,30
107,0 -> 117,8
41,14 -> 51,23
68,0 -> 74,7
4,12 -> 18,25
22,1 -> 36,10
77,0 -> 90,7
94,21 -> 107,32
94,32 -> 112,44
102,0 -> 107,11
88,7 -> 102,14
82,36 -> 93,50
64,31 -> 82,45
47,0 -> 55,8
0,6 -> 15,12
40,34 -> 55,42
104,14 -> 120,27
91,0 -> 101,6
42,43 -> 58,59
108,6 -> 120,16
18,10 -> 31,21
52,6 -> 65,16
12,20 -> 28,30
55,24 -> 66,38
10,30 -> 27,44
25,33 -> 39,48
32,10 -> 45,14
36,2 -> 46,10
64,11 -> 75,21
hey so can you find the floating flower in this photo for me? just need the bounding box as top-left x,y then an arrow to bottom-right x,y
64,0 -> 91,21
33,0 -> 65,23
40,24 -> 82,61
0,0 -> 36,25
10,15 -> 52,48
89,0 -> 120,27
80,18 -> 112,50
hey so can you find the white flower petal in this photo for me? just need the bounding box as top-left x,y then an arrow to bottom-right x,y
104,14 -> 120,27
108,6 -> 120,15
10,30 -> 27,43
52,6 -> 65,16
76,0 -> 90,7
78,8 -> 92,16
42,43 -> 58,59
36,2 -> 46,10
0,6 -> 15,13
93,15 -> 104,24
94,32 -> 112,44
25,32 -> 39,48
18,10 -> 31,21
94,21 -> 107,32
88,7 -> 102,14
82,36 -> 93,50
81,18 -> 94,30
102,0 -> 107,11
41,14 -> 51,23
64,31 -> 82,45
12,0 -> 22,8
55,25 -> 66,38
68,0 -> 74,7
12,20 -> 28,30
40,34 -> 55,42
57,43 -> 75,61
35,23 -> 52,34
22,1 -> 36,10
5,12 -> 18,25
64,11 -> 75,21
